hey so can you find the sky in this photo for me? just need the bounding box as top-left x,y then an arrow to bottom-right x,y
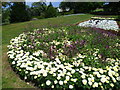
26,2 -> 61,7
26,0 -> 63,7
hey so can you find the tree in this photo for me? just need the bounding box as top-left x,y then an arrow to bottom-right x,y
45,2 -> 58,18
31,2 -> 47,16
10,2 -> 30,23
48,2 -> 53,7
59,2 -> 73,12
59,2 -> 103,13
25,5 -> 32,20
2,2 -> 11,25
2,2 -> 11,7
2,8 -> 10,25
103,2 -> 120,14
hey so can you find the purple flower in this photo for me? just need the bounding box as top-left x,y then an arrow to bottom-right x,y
75,41 -> 79,44
80,40 -> 86,46
105,45 -> 109,49
68,45 -> 73,48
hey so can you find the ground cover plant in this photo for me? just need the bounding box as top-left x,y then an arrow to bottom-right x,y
7,25 -> 120,89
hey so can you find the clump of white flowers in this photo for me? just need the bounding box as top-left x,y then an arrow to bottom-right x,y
78,17 -> 119,31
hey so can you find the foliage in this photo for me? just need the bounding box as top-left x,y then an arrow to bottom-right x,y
59,2 -> 104,13
61,9 -> 74,15
103,2 -> 120,15
117,15 -> 120,21
10,2 -> 30,23
30,2 -> 47,17
27,2 -> 58,19
48,2 -> 53,7
32,15 -> 45,19
45,6 -> 58,18
2,8 -> 10,25
2,2 -> 11,7
2,2 -> 11,25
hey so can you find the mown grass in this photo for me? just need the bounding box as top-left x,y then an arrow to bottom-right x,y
2,14 -> 94,88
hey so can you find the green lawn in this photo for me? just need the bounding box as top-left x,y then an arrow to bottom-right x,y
2,14 -> 94,88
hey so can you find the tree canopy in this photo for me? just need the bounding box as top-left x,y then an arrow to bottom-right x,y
59,2 -> 104,13
45,2 -> 58,18
10,2 -> 30,23
103,2 -> 120,14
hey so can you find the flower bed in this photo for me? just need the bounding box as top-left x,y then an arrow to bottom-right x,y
7,27 -> 120,89
78,18 -> 119,32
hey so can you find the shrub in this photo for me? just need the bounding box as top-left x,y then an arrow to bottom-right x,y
61,9 -> 74,15
117,15 -> 120,21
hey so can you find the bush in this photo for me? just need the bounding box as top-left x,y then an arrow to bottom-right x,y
117,15 -> 120,21
2,19 -> 10,25
61,9 -> 74,15
32,15 -> 45,20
